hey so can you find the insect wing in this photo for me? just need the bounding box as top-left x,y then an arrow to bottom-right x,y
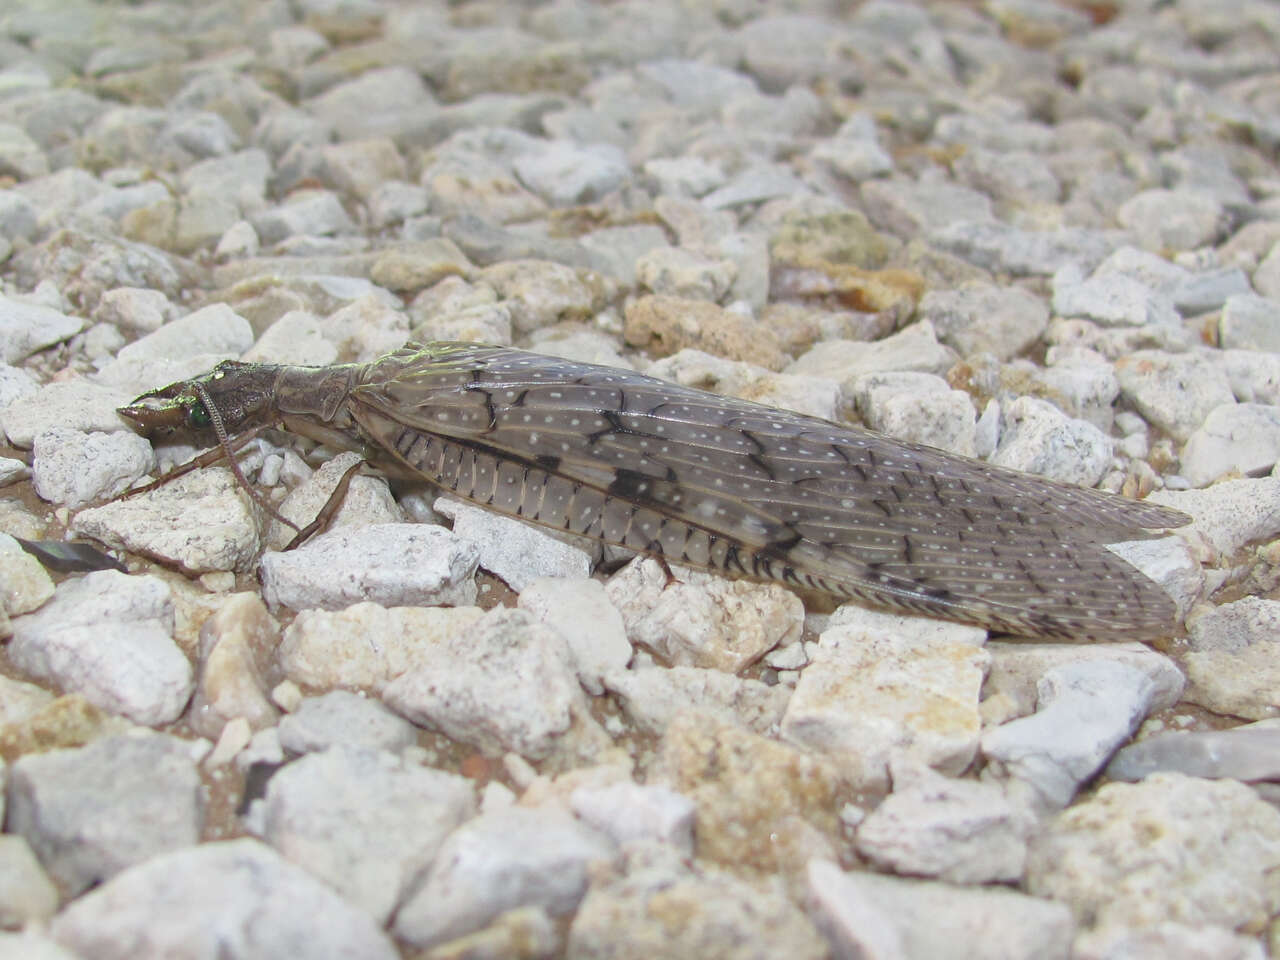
347,344 -> 1187,639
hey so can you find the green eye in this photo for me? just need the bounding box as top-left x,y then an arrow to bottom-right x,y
187,401 -> 212,429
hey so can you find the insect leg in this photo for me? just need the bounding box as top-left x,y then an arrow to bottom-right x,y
283,457 -> 368,550
115,425 -> 270,500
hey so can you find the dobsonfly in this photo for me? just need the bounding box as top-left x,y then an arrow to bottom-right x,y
117,341 -> 1191,641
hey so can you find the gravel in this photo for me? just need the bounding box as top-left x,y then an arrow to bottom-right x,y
2,1 -> 1279,957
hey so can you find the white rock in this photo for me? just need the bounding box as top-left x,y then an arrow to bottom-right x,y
264,451 -> 402,550
8,733 -> 202,896
243,310 -> 337,367
1073,922 -> 1265,960
31,428 -> 154,508
981,640 -> 1185,725
990,396 -> 1112,487
855,762 -> 1029,884
1115,351 -> 1235,443
263,745 -> 475,924
277,602 -> 484,693
517,577 -> 631,695
434,496 -> 591,591
1116,188 -> 1225,252
853,371 -> 977,456
1147,476 -> 1280,559
570,782 -> 694,854
0,673 -> 54,726
9,571 -> 193,725
1180,403 -> 1280,487
605,557 -> 803,674
1026,773 -> 1280,931
919,282 -> 1049,359
277,691 -> 417,755
781,608 -> 989,791
189,592 -> 280,739
71,467 -> 260,575
0,834 -> 58,928
0,292 -> 83,363
1183,597 -> 1280,721
807,860 -> 1074,960
393,804 -> 615,948
1222,349 -> 1280,406
260,522 -> 479,610
0,533 -> 54,618
382,606 -> 589,760
0,379 -> 132,448
648,347 -> 841,420
602,664 -> 792,736
50,838 -> 397,960
981,660 -> 1161,810
787,320 -> 959,387
113,303 -> 253,365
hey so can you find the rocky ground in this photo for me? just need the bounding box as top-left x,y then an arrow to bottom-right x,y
2,0 -> 1280,957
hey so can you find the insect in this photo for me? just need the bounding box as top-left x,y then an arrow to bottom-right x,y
118,341 -> 1191,640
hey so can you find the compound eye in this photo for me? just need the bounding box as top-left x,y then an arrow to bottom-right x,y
187,401 -> 212,429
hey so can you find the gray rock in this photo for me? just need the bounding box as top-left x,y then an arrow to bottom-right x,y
0,190 -> 38,242
393,804 -> 615,948
8,571 -> 193,725
1051,264 -> 1179,328
8,733 -> 202,896
0,121 -> 49,179
512,140 -> 628,206
0,292 -> 82,363
1180,403 -> 1280,487
990,396 -> 1112,487
277,691 -> 417,755
862,177 -> 994,238
1115,350 -> 1235,442
259,522 -> 479,611
516,577 -> 631,696
252,190 -> 354,244
1117,188 -> 1227,252
262,746 -> 475,923
382,606 -> 591,760
982,660 -> 1161,810
1107,718 -> 1280,784
31,428 -> 154,508
1219,293 -> 1280,352
50,838 -> 397,960
1171,266 -> 1251,315
952,147 -> 1061,208
855,762 -> 1029,884
702,164 -> 810,210
919,282 -> 1049,360
807,860 -> 1074,960
929,221 -> 1122,276
635,245 -> 737,302
1255,242 -> 1280,300
434,497 -> 591,592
